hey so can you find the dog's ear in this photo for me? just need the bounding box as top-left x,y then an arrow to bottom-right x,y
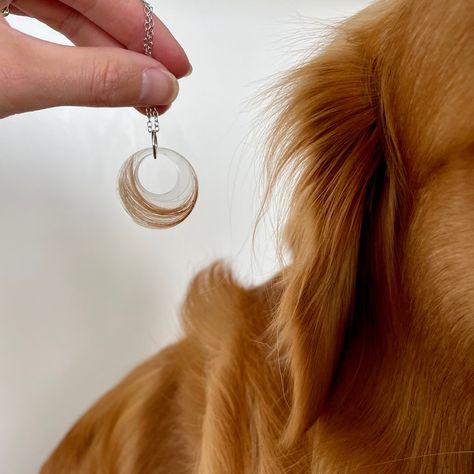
265,28 -> 403,444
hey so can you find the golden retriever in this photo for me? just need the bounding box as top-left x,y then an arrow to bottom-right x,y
41,0 -> 474,471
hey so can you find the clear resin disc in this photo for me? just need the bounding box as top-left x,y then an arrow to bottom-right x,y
118,147 -> 198,229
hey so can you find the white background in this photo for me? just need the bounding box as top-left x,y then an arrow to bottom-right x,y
0,1 -> 369,472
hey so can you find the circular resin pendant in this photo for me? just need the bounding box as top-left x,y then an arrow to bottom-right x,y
118,147 -> 198,229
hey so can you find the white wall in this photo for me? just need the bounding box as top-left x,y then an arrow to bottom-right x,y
0,1 -> 370,472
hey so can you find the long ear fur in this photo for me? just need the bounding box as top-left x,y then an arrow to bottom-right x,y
264,22 -> 405,444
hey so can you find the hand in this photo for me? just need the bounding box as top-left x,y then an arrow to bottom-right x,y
0,0 -> 191,118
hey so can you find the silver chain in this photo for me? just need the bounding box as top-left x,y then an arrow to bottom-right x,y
143,0 -> 155,57
142,0 -> 160,158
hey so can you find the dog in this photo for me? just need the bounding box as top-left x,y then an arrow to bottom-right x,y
41,0 -> 474,471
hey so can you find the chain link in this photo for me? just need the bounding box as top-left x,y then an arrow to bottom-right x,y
142,0 -> 160,153
143,0 -> 155,57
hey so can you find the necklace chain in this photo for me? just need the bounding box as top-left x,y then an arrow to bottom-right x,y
143,0 -> 160,136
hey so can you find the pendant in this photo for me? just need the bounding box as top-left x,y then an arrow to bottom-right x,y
117,1 -> 198,229
119,147 -> 198,229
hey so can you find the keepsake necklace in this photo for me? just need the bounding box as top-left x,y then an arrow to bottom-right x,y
118,0 -> 198,228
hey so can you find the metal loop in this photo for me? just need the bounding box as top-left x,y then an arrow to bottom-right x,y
1,6 -> 10,17
151,130 -> 158,159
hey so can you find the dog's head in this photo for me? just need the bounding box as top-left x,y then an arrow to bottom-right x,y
265,0 -> 474,446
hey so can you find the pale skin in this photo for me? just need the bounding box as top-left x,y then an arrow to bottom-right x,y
0,0 -> 191,118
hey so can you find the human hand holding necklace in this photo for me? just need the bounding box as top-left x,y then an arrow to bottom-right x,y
0,0 -> 191,118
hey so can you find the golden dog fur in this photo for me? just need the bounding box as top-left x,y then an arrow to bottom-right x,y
42,0 -> 474,471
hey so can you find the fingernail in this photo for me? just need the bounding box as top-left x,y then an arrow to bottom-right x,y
185,65 -> 193,77
140,68 -> 179,106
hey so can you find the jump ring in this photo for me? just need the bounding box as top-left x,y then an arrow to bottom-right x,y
151,130 -> 158,160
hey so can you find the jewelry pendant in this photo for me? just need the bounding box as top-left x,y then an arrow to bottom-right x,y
118,0 -> 198,229
119,146 -> 198,229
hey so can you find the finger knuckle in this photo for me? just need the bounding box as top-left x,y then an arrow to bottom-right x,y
56,10 -> 82,40
0,35 -> 29,116
0,34 -> 27,84
89,60 -> 123,105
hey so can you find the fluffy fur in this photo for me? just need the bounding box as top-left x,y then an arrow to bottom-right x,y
42,0 -> 474,471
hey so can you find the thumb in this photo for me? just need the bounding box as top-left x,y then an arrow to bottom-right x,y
0,30 -> 179,117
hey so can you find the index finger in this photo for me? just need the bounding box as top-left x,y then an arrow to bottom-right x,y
60,0 -> 191,78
